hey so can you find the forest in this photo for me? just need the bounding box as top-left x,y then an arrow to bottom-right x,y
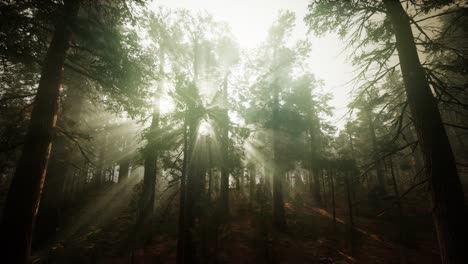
0,0 -> 467,263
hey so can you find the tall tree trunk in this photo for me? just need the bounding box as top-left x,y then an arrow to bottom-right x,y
365,106 -> 386,195
139,154 -> 157,222
33,136 -> 69,248
138,49 -> 164,230
220,74 -> 230,214
179,40 -> 204,264
179,100 -> 203,264
384,1 -> 468,263
34,79 -> 85,247
0,1 -> 79,262
176,109 -> 189,264
183,149 -> 204,264
272,78 -> 286,230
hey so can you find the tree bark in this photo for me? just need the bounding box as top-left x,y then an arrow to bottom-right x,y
384,1 -> 468,263
34,83 -> 85,247
33,136 -> 69,248
0,1 -> 79,262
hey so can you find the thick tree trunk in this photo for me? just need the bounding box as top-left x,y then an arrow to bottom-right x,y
34,80 -> 86,245
139,154 -> 157,222
33,136 -> 69,248
178,41 -> 205,263
179,105 -> 203,264
384,1 -> 468,263
183,158 -> 204,264
0,1 -> 79,262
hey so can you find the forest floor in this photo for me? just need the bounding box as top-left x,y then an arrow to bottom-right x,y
31,187 -> 441,264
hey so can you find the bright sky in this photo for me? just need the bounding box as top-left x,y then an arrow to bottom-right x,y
151,0 -> 355,128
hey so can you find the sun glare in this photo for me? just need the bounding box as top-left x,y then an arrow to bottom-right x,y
197,120 -> 212,137
151,0 -> 354,129
159,95 -> 174,114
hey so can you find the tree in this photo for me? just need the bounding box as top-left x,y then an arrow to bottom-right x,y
384,1 -> 468,262
0,1 -> 80,262
306,1 -> 468,262
0,1 -> 149,261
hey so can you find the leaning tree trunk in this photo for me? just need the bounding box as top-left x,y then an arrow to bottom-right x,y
384,1 -> 468,263
0,1 -> 79,263
33,136 -> 69,248
34,80 -> 85,247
